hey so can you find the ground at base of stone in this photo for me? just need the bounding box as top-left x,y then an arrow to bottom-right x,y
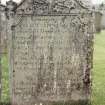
0,102 -> 11,105
43,100 -> 91,105
0,101 -> 91,105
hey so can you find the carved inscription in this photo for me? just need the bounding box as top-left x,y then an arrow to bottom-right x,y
0,0 -> 94,104
11,15 -> 93,105
5,0 -> 94,105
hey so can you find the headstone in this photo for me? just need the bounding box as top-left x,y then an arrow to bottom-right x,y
6,0 -> 94,105
101,12 -> 105,30
94,11 -> 102,33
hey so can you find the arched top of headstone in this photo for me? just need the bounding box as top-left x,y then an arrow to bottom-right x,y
11,0 -> 92,15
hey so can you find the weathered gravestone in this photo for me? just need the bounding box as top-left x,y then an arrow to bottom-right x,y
6,0 -> 94,105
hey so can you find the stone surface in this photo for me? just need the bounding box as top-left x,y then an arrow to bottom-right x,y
6,0 -> 94,105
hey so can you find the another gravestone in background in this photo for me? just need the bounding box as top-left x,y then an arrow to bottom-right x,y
0,3 -> 6,101
94,3 -> 105,33
100,4 -> 105,31
94,11 -> 102,33
6,0 -> 94,105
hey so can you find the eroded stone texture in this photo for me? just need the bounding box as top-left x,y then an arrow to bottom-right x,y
6,0 -> 94,105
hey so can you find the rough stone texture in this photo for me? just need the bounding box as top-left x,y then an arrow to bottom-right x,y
6,0 -> 94,105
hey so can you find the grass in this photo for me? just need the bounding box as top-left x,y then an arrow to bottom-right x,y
1,54 -> 10,103
1,31 -> 105,105
92,30 -> 105,105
